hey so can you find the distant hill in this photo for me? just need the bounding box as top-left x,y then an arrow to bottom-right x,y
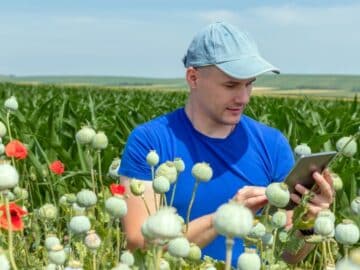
1,74 -> 359,93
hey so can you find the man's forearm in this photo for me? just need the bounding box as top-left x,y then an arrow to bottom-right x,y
282,230 -> 315,264
185,213 -> 217,248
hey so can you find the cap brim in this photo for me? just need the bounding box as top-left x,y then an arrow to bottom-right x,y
215,55 -> 280,79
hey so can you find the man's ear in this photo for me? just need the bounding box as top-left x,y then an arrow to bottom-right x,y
186,67 -> 198,89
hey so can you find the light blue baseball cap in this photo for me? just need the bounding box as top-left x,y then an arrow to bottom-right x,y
182,22 -> 280,79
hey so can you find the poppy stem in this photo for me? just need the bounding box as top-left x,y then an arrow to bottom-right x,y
4,194 -> 18,270
97,151 -> 104,195
6,110 -> 13,141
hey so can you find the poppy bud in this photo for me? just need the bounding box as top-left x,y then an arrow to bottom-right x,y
69,216 -> 91,234
76,189 -> 97,208
237,248 -> 261,270
265,182 -> 290,208
48,244 -> 66,265
120,250 -> 134,266
76,126 -> 96,145
168,237 -> 190,258
156,161 -> 177,184
336,136 -> 357,157
92,131 -> 108,150
4,96 -> 18,111
105,196 -> 127,218
0,163 -> 19,190
191,162 -> 213,182
146,150 -> 159,167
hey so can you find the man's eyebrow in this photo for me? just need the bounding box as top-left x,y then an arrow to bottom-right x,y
225,78 -> 256,84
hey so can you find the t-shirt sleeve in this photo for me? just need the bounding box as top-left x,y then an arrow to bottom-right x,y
118,126 -> 154,181
272,132 -> 295,182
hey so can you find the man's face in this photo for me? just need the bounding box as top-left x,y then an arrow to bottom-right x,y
188,66 -> 255,127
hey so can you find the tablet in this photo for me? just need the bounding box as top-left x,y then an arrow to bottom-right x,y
284,151 -> 337,209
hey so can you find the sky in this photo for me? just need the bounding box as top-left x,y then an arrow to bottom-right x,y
1,0 -> 360,78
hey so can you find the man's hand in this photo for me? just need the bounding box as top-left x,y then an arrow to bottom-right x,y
234,186 -> 268,214
290,169 -> 334,219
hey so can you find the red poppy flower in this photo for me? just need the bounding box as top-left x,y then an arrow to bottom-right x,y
0,203 -> 27,231
49,160 -> 65,175
5,140 -> 27,159
110,183 -> 126,196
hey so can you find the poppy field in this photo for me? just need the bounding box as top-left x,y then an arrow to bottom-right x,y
0,82 -> 359,269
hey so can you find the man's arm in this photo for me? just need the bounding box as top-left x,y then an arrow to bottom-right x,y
121,176 -> 218,250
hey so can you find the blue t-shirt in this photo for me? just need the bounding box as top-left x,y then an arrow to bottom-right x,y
119,108 -> 294,266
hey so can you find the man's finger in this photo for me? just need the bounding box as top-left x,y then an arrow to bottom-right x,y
313,172 -> 333,200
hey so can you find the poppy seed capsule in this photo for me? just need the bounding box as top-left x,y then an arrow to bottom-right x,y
351,197 -> 360,215
65,260 -> 83,270
336,136 -> 357,158
317,209 -> 336,223
213,201 -> 253,238
249,221 -> 266,238
187,243 -> 202,261
72,203 -> 86,215
105,196 -> 127,218
168,237 -> 190,258
45,235 -> 61,250
294,143 -> 312,159
159,259 -> 170,270
0,122 -> 6,138
265,182 -> 290,208
13,186 -> 29,200
69,216 -> 91,234
237,248 -> 261,270
76,189 -> 97,208
271,210 -> 287,228
191,162 -> 213,182
146,150 -> 159,167
0,163 -> 19,191
75,126 -> 96,145
92,131 -> 108,150
314,216 -> 334,237
120,250 -> 135,266
39,203 -> 58,221
84,230 -> 101,250
108,157 -> 121,179
48,244 -> 66,265
174,157 -> 185,173
155,161 -> 177,184
152,176 -> 170,194
45,264 -> 57,270
145,207 -> 182,239
331,172 -> 343,191
130,179 -> 145,196
335,219 -> 360,245
262,232 -> 273,246
4,96 -> 18,111
111,263 -> 131,270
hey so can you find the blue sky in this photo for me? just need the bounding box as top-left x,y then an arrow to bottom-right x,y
1,0 -> 360,77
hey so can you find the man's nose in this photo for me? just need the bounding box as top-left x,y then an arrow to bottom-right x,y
234,87 -> 251,104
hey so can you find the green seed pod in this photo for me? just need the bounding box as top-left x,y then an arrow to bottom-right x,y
105,196 -> 127,219
213,201 -> 253,238
39,203 -> 58,221
45,264 -> 57,270
156,161 -> 177,184
48,244 -> 66,265
84,230 -> 101,251
108,157 -> 121,179
159,259 -> 170,270
265,182 -> 290,208
69,216 -> 91,234
76,126 -> 96,145
0,163 -> 19,191
76,189 -> 97,208
92,131 -> 108,150
65,193 -> 77,204
261,232 -> 273,246
336,136 -> 357,158
278,231 -> 289,243
249,220 -> 266,239
187,243 -> 202,261
146,150 -> 159,167
237,248 -> 261,270
294,143 -> 311,159
65,260 -> 83,270
0,122 -> 6,138
331,172 -> 343,191
191,162 -> 213,182
351,197 -> 360,215
120,250 -> 135,266
168,237 -> 190,258
145,207 -> 182,239
314,216 -> 334,237
152,175 -> 170,194
271,210 -> 287,228
130,179 -> 145,196
45,235 -> 61,250
335,219 -> 360,245
4,96 -> 18,111
174,157 -> 185,173
317,209 -> 336,223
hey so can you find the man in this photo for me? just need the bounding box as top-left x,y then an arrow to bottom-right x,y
119,22 -> 333,266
